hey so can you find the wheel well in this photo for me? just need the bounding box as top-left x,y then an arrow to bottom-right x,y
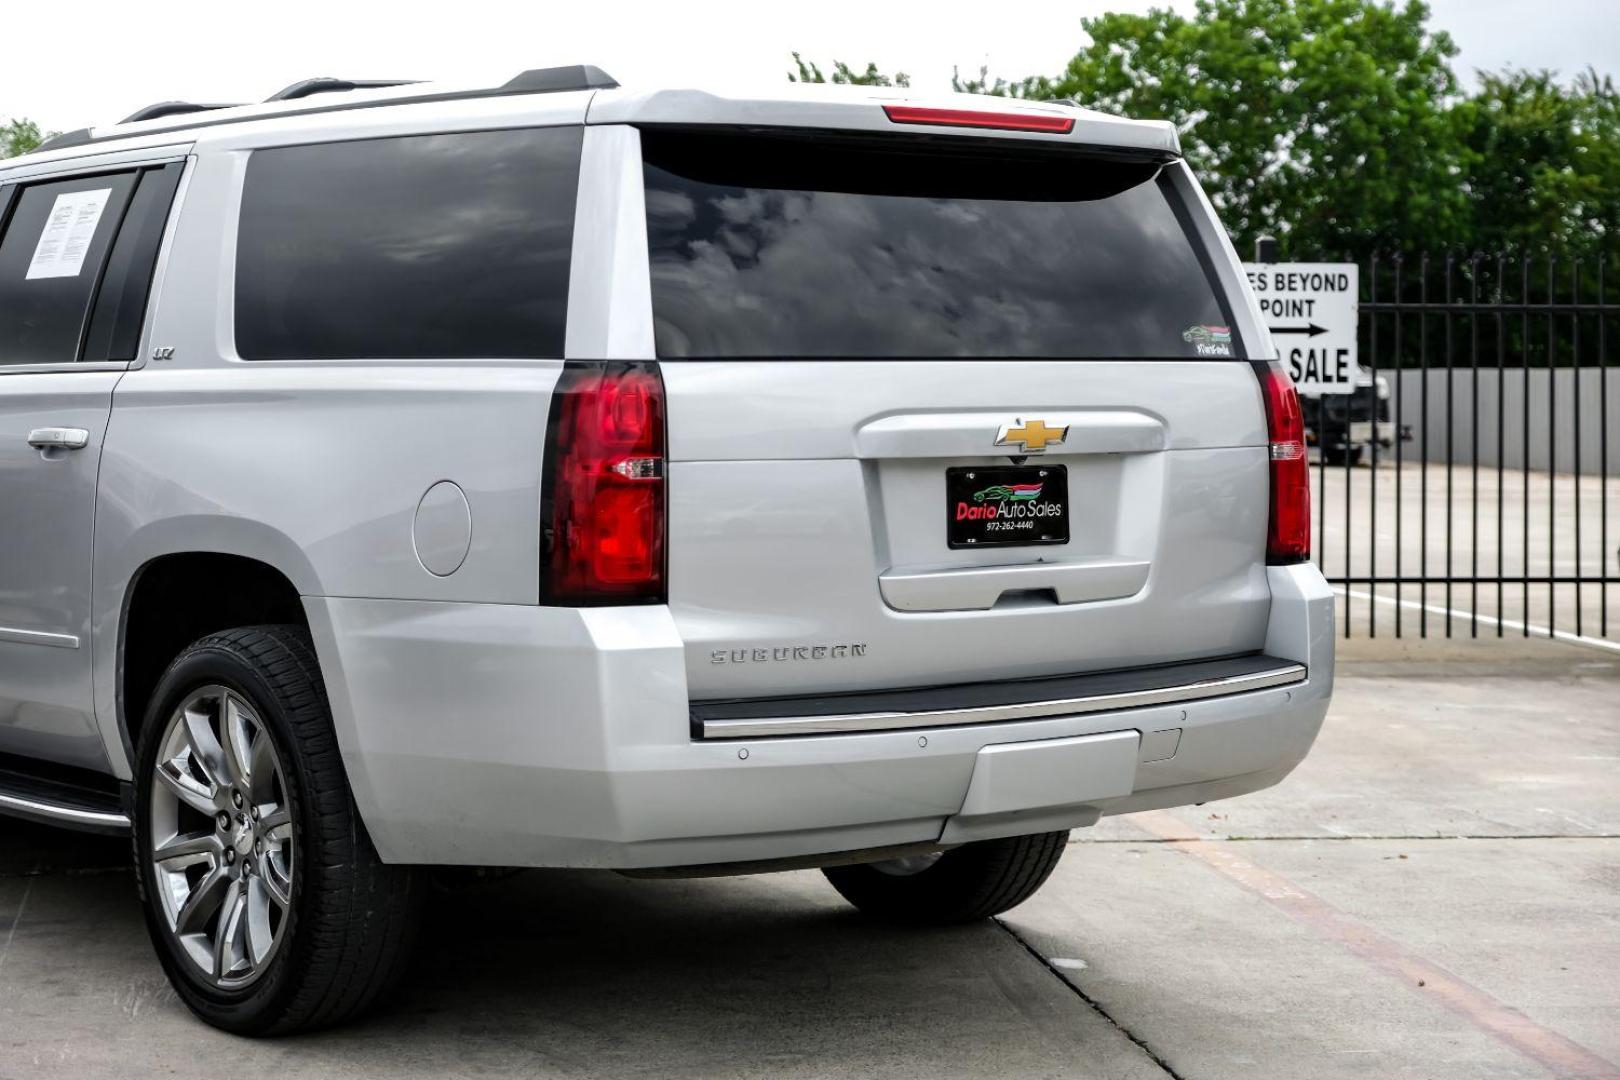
121,553 -> 308,753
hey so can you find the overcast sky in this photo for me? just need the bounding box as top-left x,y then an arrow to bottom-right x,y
4,0 -> 1616,134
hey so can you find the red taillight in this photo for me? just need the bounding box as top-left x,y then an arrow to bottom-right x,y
882,105 -> 1075,134
541,363 -> 666,604
1255,361 -> 1310,564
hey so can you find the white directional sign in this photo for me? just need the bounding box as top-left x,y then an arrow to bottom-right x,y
1241,262 -> 1358,395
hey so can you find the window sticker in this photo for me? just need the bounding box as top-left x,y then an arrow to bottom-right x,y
1181,324 -> 1233,357
25,188 -> 112,280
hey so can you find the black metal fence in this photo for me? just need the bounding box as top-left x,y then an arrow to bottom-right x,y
1310,252 -> 1618,640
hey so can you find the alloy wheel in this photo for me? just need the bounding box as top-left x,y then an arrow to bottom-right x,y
869,852 -> 944,877
147,684 -> 294,989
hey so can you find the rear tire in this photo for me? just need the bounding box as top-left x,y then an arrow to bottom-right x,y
132,625 -> 420,1035
823,832 -> 1068,925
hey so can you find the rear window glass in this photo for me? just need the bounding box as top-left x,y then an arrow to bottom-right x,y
642,129 -> 1239,360
236,126 -> 581,361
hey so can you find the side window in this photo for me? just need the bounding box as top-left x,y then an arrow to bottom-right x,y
82,163 -> 185,363
235,126 -> 583,361
0,171 -> 138,365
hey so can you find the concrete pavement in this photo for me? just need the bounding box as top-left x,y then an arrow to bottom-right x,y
1,635 -> 1615,1078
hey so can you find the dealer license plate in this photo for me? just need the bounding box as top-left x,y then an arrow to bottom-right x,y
946,465 -> 1069,549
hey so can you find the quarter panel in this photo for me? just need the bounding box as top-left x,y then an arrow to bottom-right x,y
91,362 -> 562,776
97,363 -> 558,603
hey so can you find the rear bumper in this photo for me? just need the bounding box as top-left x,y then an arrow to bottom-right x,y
306,563 -> 1333,868
691,653 -> 1305,739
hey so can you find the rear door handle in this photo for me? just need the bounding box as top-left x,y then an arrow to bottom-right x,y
26,427 -> 91,451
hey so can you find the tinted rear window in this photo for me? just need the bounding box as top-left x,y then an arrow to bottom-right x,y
236,126 -> 581,361
642,129 -> 1239,360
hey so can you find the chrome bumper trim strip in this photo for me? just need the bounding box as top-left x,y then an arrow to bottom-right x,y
700,662 -> 1307,739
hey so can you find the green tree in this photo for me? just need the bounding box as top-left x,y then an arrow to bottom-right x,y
1453,68 -> 1619,253
790,2 -> 1620,257
1025,0 -> 1470,259
789,53 -> 910,88
792,3 -> 1471,257
1,117 -> 50,159
950,65 -> 1048,98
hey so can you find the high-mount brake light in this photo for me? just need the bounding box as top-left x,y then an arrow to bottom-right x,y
540,363 -> 667,604
881,105 -> 1075,134
1254,361 -> 1310,565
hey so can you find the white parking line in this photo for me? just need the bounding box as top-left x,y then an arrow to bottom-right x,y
1335,587 -> 1620,654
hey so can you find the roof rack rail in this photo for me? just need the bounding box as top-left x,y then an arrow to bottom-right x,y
501,65 -> 618,93
120,101 -> 248,125
34,128 -> 95,153
267,78 -> 422,102
19,65 -> 620,156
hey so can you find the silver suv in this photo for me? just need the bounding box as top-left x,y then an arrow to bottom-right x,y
0,67 -> 1333,1034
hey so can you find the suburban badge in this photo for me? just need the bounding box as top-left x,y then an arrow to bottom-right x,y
711,643 -> 868,664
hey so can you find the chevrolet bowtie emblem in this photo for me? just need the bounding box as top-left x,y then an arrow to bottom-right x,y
995,418 -> 1069,454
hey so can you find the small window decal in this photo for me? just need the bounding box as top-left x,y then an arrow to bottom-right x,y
1181,324 -> 1234,357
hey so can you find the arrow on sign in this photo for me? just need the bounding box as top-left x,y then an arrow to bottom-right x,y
1270,323 -> 1328,337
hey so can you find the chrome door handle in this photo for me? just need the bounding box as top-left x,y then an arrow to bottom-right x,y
26,427 -> 91,451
